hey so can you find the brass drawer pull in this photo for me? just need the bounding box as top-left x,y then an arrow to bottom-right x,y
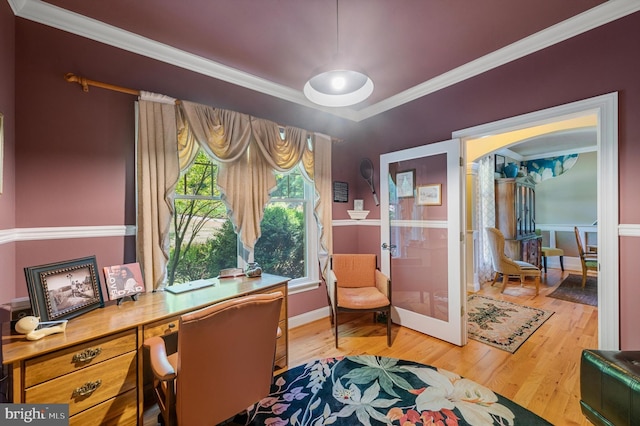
72,380 -> 102,397
72,347 -> 102,363
168,322 -> 176,329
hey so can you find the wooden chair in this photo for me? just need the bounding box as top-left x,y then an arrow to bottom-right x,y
485,227 -> 541,295
144,292 -> 283,426
574,226 -> 598,287
328,254 -> 391,347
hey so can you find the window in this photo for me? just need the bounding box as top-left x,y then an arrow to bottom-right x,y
168,150 -> 318,290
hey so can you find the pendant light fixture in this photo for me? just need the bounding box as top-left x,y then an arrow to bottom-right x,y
303,0 -> 374,107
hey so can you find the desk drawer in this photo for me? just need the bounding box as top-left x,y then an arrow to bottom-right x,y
144,315 -> 180,339
70,388 -> 137,426
25,351 -> 137,417
24,330 -> 136,388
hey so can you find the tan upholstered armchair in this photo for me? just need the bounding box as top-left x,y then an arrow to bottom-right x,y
328,254 -> 391,347
144,292 -> 283,426
485,227 -> 541,295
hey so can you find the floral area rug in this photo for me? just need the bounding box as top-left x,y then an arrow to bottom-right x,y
547,274 -> 597,306
245,355 -> 551,425
467,294 -> 554,353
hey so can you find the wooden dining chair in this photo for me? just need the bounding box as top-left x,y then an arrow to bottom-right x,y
574,226 -> 598,287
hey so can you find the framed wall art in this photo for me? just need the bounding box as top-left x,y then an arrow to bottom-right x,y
417,183 -> 442,206
333,181 -> 349,202
396,170 -> 415,198
24,256 -> 105,322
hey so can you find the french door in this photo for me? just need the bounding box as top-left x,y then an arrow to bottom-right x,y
380,139 -> 466,346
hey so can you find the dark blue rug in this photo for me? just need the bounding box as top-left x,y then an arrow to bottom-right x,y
245,355 -> 551,425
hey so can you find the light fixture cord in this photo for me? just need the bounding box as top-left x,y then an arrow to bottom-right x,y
335,0 -> 340,56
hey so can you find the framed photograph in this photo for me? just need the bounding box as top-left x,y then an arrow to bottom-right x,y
333,181 -> 349,203
495,154 -> 505,173
24,256 -> 104,322
103,262 -> 145,300
396,170 -> 415,198
417,184 -> 442,206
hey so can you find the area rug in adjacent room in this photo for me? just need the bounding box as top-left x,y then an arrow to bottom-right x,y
467,294 -> 554,353
246,355 -> 552,425
547,274 -> 597,306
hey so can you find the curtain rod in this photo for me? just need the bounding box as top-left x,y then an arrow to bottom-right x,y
64,73 -> 341,142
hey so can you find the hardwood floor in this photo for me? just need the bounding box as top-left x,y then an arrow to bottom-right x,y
288,268 -> 597,426
144,268 -> 597,425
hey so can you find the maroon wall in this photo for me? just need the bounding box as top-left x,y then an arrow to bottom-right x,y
0,2 -> 16,301
4,11 -> 640,347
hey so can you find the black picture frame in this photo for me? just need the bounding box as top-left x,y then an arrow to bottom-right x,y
24,256 -> 105,322
333,181 -> 349,202
495,154 -> 506,173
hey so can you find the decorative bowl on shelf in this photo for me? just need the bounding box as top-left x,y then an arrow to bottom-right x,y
347,210 -> 369,220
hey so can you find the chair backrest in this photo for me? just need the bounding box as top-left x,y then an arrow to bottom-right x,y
175,292 -> 283,425
331,254 -> 377,288
574,226 -> 586,257
485,227 -> 508,271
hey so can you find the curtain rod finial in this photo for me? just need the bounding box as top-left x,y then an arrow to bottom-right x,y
64,73 -> 89,92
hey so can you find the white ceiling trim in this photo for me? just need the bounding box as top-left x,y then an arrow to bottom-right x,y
10,0 -> 640,122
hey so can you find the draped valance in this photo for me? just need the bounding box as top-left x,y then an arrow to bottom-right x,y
137,94 -> 332,290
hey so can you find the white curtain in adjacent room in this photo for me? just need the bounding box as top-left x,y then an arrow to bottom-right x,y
476,155 -> 496,283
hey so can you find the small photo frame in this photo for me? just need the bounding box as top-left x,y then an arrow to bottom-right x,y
495,154 -> 505,173
353,199 -> 364,211
103,262 -> 145,300
24,256 -> 105,322
417,184 -> 442,206
396,170 -> 415,198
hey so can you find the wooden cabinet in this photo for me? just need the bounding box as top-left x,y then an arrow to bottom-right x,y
495,177 -> 541,268
2,274 -> 289,426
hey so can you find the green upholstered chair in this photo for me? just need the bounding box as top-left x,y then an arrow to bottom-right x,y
535,229 -> 564,273
580,349 -> 640,425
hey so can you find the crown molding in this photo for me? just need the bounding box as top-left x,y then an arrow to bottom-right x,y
357,1 -> 640,121
11,0 -> 640,123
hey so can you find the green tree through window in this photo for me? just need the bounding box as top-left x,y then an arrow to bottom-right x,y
168,150 -> 311,286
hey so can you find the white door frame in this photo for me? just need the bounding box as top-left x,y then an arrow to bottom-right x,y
452,92 -> 619,350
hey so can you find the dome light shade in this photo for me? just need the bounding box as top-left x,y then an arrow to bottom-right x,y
304,69 -> 374,107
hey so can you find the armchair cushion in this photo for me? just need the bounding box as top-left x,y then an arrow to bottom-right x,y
337,286 -> 390,310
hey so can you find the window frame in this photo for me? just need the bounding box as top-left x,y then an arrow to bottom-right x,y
171,153 -> 320,293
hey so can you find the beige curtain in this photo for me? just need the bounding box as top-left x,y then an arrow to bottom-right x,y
136,95 -> 180,291
137,97 -> 333,289
313,133 -> 333,278
177,101 -> 309,250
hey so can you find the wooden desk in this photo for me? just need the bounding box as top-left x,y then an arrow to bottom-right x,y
1,274 -> 289,426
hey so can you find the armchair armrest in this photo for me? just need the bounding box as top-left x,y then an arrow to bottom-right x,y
144,335 -> 176,381
327,269 -> 337,306
374,269 -> 390,299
